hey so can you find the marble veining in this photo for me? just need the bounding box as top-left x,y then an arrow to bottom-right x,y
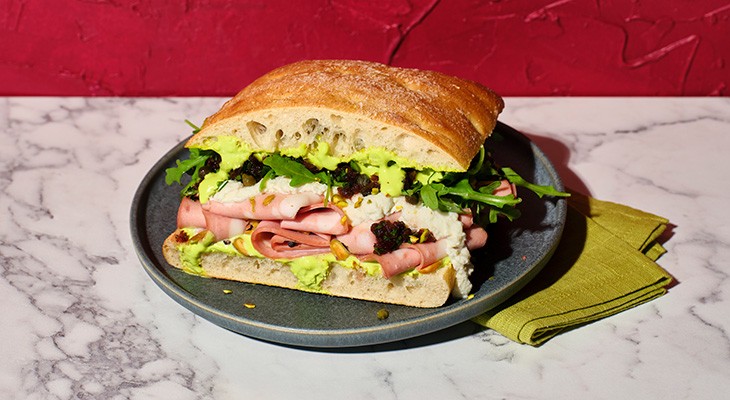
1,97 -> 729,399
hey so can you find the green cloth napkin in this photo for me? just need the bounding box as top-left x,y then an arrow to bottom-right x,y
472,192 -> 673,346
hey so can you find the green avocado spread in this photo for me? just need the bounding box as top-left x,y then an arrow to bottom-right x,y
178,229 -> 215,276
196,136 -> 252,203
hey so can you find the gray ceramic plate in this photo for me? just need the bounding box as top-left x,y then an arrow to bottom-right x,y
130,122 -> 567,348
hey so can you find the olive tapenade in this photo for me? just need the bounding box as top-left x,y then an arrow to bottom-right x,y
370,220 -> 435,255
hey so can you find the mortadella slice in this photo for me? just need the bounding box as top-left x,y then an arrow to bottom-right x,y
177,197 -> 207,229
465,226 -> 488,250
279,203 -> 350,235
337,220 -> 378,254
202,209 -> 247,241
202,192 -> 323,220
362,240 -> 448,278
250,220 -> 332,259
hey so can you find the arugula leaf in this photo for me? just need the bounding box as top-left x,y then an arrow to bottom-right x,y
348,160 -> 361,173
477,181 -> 501,194
441,179 -> 522,208
314,171 -> 332,186
402,180 -> 422,197
165,120 -> 209,197
489,205 -> 521,223
435,195 -> 465,213
419,184 -> 440,210
165,148 -> 211,186
262,154 -> 318,186
466,146 -> 485,176
184,119 -> 202,134
314,171 -> 334,205
258,169 -> 276,191
260,155 -> 337,203
420,179 -> 521,215
501,167 -> 570,198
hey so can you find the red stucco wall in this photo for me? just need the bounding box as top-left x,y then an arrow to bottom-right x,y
1,0 -> 728,96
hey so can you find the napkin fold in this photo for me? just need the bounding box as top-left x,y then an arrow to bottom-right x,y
472,192 -> 673,346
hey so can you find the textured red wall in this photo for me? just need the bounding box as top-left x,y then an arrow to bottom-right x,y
1,0 -> 728,96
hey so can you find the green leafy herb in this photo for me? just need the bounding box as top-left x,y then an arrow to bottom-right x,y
433,195 -> 465,214
258,169 -> 275,191
262,154 -> 319,186
184,120 -> 202,134
165,148 -> 206,185
501,167 -> 570,198
165,148 -> 215,197
163,120 -> 212,198
440,179 -> 521,209
261,154 -> 337,203
420,179 -> 521,219
410,144 -> 569,224
466,146 -> 486,176
314,171 -> 334,205
419,183 -> 439,210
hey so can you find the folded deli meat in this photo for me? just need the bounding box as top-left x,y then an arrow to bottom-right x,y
162,60 -> 567,308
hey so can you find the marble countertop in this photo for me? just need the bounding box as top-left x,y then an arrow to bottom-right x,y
2,97 -> 728,399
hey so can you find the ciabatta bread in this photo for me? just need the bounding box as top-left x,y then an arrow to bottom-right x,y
186,59 -> 504,171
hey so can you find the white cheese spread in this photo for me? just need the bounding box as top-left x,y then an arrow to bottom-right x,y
212,176 -> 328,203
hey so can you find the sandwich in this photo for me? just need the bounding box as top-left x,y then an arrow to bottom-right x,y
162,59 -> 567,308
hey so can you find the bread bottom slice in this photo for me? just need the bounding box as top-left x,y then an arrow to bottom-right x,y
162,230 -> 455,308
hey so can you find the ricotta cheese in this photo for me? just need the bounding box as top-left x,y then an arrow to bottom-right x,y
342,193 -> 395,226
392,197 -> 473,297
212,176 -> 328,203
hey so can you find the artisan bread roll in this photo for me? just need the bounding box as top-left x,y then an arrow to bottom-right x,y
163,229 -> 455,308
186,59 -> 504,171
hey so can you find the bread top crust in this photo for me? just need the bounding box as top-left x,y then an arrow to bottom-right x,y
187,60 -> 504,170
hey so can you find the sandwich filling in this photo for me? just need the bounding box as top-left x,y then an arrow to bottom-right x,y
166,126 -> 567,298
